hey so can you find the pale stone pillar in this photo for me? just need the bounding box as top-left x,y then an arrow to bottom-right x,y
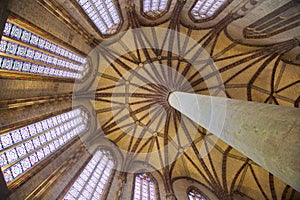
168,91 -> 300,191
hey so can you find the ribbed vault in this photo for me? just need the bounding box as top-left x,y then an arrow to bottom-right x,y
86,1 -> 300,198
2,0 -> 299,199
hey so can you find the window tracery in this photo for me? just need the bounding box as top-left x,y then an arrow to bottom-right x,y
63,149 -> 115,200
142,0 -> 169,18
77,0 -> 121,35
188,187 -> 208,200
133,173 -> 158,200
0,21 -> 88,79
0,108 -> 89,184
190,0 -> 232,21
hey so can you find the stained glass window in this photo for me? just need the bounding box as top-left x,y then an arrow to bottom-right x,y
77,0 -> 121,35
133,173 -> 158,200
188,188 -> 208,200
143,0 -> 169,18
63,149 -> 114,199
0,108 -> 89,184
190,0 -> 230,20
0,21 -> 89,79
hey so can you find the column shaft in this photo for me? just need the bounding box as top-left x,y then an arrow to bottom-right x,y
168,91 -> 300,191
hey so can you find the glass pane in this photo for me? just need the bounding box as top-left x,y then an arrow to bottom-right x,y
191,0 -> 228,20
0,108 -> 89,184
134,173 -> 157,200
143,0 -> 169,17
77,0 -> 121,35
0,21 -> 87,79
188,188 -> 208,200
63,150 -> 114,199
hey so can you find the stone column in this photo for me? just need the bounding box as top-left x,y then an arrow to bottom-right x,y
114,172 -> 127,200
168,91 -> 300,191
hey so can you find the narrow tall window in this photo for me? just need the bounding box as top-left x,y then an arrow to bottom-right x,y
188,187 -> 208,200
77,0 -> 121,35
142,0 -> 169,18
133,173 -> 158,200
0,20 -> 88,79
63,149 -> 115,199
190,0 -> 231,21
0,108 -> 89,184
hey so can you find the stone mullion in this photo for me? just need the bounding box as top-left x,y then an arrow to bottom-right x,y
68,0 -> 105,37
56,152 -> 93,199
8,136 -> 81,191
24,142 -> 87,199
88,0 -> 109,29
140,176 -> 143,199
0,53 -> 79,75
2,36 -> 83,67
1,117 -> 84,172
89,156 -> 109,198
76,153 -> 105,199
100,0 -> 115,27
0,113 -> 81,153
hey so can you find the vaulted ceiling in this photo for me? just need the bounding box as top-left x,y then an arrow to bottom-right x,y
5,0 -> 300,199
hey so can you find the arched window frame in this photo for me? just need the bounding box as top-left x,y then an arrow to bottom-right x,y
59,148 -> 116,200
189,0 -> 233,23
0,107 -> 90,189
0,14 -> 90,82
72,0 -> 123,38
132,172 -> 160,200
187,186 -> 209,200
140,0 -> 172,20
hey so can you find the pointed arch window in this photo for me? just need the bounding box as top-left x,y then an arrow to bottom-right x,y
0,19 -> 88,80
133,173 -> 159,200
0,108 -> 89,184
77,0 -> 122,35
142,0 -> 169,18
190,0 -> 232,22
63,149 -> 115,199
188,187 -> 208,200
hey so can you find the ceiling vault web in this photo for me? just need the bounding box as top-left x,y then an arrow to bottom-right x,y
2,0 -> 298,199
